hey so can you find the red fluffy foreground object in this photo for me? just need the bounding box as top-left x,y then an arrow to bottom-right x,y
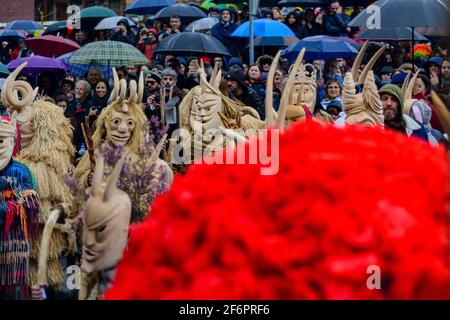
106,122 -> 449,300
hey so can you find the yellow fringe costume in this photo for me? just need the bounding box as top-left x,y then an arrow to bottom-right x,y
17,99 -> 75,287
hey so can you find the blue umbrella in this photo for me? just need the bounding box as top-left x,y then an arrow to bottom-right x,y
95,16 -> 136,30
6,20 -> 44,31
0,30 -> 26,42
124,0 -> 176,15
232,19 -> 295,38
282,35 -> 359,61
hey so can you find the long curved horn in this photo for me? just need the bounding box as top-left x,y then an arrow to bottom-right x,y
357,46 -> 385,85
108,68 -> 120,104
209,62 -> 219,86
136,71 -> 144,104
2,62 -> 38,110
118,78 -> 127,104
265,51 -> 281,128
128,80 -> 137,105
277,47 -> 305,131
91,152 -> 104,197
103,151 -> 128,202
405,69 -> 420,100
37,205 -> 64,286
401,71 -> 412,100
351,41 -> 369,83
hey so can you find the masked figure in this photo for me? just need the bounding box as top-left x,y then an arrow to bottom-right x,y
79,153 -> 131,300
177,64 -> 264,163
1,62 -> 75,289
343,41 -> 385,126
75,69 -> 172,223
278,48 -> 332,125
0,116 -> 39,299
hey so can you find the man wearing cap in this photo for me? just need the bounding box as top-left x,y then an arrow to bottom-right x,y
378,84 -> 428,142
226,67 -> 264,119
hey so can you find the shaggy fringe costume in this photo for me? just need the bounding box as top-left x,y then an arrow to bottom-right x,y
0,116 -> 39,300
1,63 -> 75,287
75,70 -> 172,223
17,100 -> 75,287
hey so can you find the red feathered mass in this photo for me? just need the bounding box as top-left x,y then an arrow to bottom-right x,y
105,122 -> 449,300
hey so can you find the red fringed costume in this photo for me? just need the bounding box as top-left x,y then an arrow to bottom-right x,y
106,122 -> 449,299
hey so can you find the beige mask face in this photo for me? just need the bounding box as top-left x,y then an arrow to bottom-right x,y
190,86 -> 223,131
12,105 -> 34,148
107,109 -> 136,147
81,188 -> 131,274
0,129 -> 14,170
289,84 -> 316,112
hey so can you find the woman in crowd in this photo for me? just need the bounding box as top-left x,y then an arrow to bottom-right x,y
246,64 -> 266,102
321,79 -> 343,111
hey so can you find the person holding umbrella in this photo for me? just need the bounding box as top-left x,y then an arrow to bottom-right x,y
0,42 -> 11,64
108,18 -> 137,46
211,8 -> 241,58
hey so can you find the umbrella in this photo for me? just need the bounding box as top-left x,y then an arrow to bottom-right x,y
69,40 -> 148,66
282,35 -> 359,61
6,20 -> 44,32
232,19 -> 295,37
152,4 -> 207,23
153,32 -> 231,57
0,30 -> 26,42
124,0 -> 177,15
42,21 -> 68,36
348,0 -> 450,28
254,36 -> 299,47
348,0 -> 450,69
186,17 -> 219,33
57,51 -> 112,78
25,35 -> 80,58
0,63 -> 10,77
7,55 -> 67,74
356,27 -> 428,41
75,6 -> 117,20
95,17 -> 136,30
277,0 -> 329,7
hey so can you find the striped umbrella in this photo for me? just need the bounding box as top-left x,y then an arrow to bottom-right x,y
69,40 -> 148,67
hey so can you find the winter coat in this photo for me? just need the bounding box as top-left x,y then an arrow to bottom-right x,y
323,13 -> 351,37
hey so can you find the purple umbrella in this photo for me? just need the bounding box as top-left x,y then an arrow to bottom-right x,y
7,55 -> 67,74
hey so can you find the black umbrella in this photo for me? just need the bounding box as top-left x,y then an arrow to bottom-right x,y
356,27 -> 428,41
153,32 -> 231,57
348,0 -> 450,28
278,0 -> 329,7
42,21 -> 68,36
348,0 -> 450,69
152,4 -> 207,23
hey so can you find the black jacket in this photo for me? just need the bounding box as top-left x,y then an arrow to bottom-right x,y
108,30 -> 137,46
65,98 -> 93,156
323,13 -> 351,37
231,85 -> 264,119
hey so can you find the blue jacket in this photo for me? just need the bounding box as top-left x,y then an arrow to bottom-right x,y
212,21 -> 240,57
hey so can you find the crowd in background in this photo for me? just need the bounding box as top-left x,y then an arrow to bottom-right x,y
1,0 -> 449,158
